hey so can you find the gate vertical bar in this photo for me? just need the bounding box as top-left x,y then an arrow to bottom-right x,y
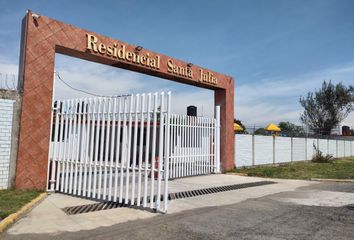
150,93 -> 158,208
187,116 -> 191,176
103,98 -> 112,200
163,92 -> 171,212
182,116 -> 188,177
143,93 -> 152,207
92,98 -> 102,198
137,94 -> 145,206
64,100 -> 74,193
108,98 -> 117,201
87,98 -> 96,197
204,117 -> 207,174
156,92 -> 165,210
60,100 -> 70,192
124,95 -> 133,204
131,94 -> 140,204
113,97 -> 122,202
193,116 -> 197,175
176,115 -> 180,178
198,117 -> 201,175
203,118 -> 207,174
81,98 -> 90,196
69,99 -> 78,194
208,117 -> 212,173
212,118 -> 216,172
78,98 -> 87,195
169,115 -> 174,179
98,98 -> 106,199
55,101 -> 65,191
119,97 -> 127,203
73,100 -> 82,195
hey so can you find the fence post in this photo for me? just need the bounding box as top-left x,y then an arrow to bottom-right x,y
291,137 -> 294,162
252,134 -> 255,166
344,140 -> 346,158
215,106 -> 221,173
272,135 -> 275,164
336,139 -> 338,158
305,137 -> 307,160
49,102 -> 60,192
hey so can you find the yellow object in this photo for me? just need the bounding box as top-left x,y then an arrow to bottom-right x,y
0,192 -> 47,233
265,123 -> 281,132
233,123 -> 244,131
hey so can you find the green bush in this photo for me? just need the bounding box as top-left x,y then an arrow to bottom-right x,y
312,144 -> 334,163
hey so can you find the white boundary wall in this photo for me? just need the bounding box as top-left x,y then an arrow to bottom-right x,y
235,134 -> 354,167
0,99 -> 15,189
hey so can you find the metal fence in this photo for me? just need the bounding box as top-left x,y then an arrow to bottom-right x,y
48,92 -> 171,212
169,107 -> 220,178
235,134 -> 354,167
47,92 -> 221,212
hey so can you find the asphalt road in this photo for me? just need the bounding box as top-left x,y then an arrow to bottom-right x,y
2,182 -> 354,240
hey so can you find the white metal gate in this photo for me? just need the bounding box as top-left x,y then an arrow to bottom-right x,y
47,92 -> 171,212
168,106 -> 220,178
47,91 -> 220,212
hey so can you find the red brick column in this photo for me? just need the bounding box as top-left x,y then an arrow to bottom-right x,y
215,79 -> 235,171
16,14 -> 56,189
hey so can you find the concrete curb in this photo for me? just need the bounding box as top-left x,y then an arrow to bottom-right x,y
227,174 -> 354,183
226,173 -> 249,176
0,192 -> 47,233
310,178 -> 354,183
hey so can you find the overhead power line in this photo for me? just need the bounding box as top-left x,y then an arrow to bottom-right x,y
54,71 -> 131,98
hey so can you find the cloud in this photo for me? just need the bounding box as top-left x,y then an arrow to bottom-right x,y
54,54 -> 215,116
0,56 -> 353,126
0,62 -> 18,74
235,62 -> 354,126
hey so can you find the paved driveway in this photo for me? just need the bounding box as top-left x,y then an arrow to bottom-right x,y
2,181 -> 354,240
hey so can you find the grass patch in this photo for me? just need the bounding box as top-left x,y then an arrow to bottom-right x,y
0,189 -> 42,220
232,157 -> 354,180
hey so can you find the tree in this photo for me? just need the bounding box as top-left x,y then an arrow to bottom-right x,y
278,121 -> 306,137
254,128 -> 267,135
299,81 -> 354,135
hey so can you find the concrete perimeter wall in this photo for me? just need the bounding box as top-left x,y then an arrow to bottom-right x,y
0,90 -> 22,189
235,134 -> 354,168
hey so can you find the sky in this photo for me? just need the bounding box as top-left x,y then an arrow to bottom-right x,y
0,0 -> 353,127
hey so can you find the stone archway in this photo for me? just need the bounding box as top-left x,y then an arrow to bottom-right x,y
16,10 -> 234,189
